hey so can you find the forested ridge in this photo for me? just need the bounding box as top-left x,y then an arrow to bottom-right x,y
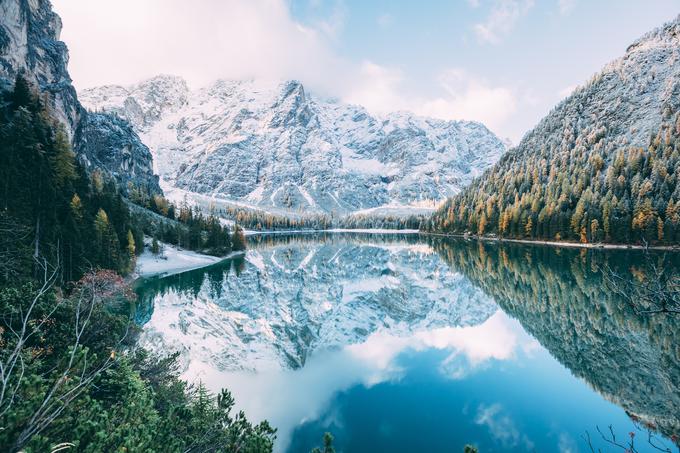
427,109 -> 680,245
0,74 -> 142,282
427,17 -> 680,245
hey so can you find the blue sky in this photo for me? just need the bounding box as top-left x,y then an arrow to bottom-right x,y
54,0 -> 679,142
287,0 -> 679,141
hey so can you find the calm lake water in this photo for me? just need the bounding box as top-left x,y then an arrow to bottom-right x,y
135,234 -> 680,453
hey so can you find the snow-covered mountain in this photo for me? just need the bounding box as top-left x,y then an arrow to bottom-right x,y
136,238 -> 497,372
80,77 -> 506,215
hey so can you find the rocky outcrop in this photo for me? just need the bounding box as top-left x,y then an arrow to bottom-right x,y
0,0 -> 160,194
74,113 -> 159,193
80,76 -> 506,215
0,0 -> 79,133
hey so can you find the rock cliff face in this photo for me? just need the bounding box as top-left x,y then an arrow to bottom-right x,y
0,0 -> 160,194
80,76 -> 506,215
0,0 -> 78,132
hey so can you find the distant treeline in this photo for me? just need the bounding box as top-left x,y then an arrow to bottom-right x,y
128,191 -> 246,256
217,205 -> 427,231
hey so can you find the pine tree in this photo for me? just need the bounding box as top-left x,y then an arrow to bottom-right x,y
231,225 -> 246,251
10,72 -> 39,111
126,230 -> 136,271
151,236 -> 160,255
94,209 -> 120,270
51,129 -> 77,187
70,194 -> 83,221
524,217 -> 533,237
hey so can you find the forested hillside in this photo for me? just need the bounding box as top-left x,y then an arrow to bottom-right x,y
427,17 -> 680,245
0,75 -> 267,451
0,75 -> 239,283
0,74 -> 142,281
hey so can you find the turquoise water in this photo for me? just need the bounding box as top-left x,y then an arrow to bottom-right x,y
135,234 -> 680,452
287,344 -> 637,452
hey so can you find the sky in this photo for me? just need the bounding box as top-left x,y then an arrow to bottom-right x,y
51,0 -> 680,143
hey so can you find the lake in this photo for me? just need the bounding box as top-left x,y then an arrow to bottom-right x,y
135,233 -> 680,453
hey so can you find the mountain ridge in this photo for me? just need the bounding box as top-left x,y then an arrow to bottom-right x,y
80,75 -> 507,216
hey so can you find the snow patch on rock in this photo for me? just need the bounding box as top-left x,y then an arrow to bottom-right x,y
135,240 -> 226,278
80,77 -> 507,215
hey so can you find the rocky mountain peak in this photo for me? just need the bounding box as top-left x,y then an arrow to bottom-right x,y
81,76 -> 507,215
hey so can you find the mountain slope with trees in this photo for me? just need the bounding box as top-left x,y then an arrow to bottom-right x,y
0,0 -> 160,196
1,74 -> 240,283
427,16 -> 680,245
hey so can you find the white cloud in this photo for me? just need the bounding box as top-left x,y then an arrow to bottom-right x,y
342,61 -> 410,113
347,310 -> 539,376
52,0 -> 346,90
558,84 -> 578,98
417,69 -> 518,132
377,13 -> 394,28
473,0 -> 535,44
558,432 -> 578,453
341,63 -> 519,138
558,0 -> 577,15
475,403 -> 535,450
311,0 -> 347,40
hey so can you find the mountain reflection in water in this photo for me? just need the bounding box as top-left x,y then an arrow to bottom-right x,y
135,233 -> 680,452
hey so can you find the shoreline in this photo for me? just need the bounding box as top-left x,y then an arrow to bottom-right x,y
132,229 -> 680,284
133,244 -> 246,280
421,232 -> 680,251
246,228 -> 679,251
245,228 -> 421,236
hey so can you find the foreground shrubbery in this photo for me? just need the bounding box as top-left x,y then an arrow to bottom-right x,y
0,270 -> 275,452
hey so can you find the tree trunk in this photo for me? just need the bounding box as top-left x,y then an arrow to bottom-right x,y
33,215 -> 40,259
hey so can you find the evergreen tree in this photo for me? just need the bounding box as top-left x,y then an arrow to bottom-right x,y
126,229 -> 136,271
232,225 -> 246,251
94,208 -> 121,270
151,236 -> 160,255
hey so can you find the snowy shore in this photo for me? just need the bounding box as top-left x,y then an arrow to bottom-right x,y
135,242 -> 242,278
